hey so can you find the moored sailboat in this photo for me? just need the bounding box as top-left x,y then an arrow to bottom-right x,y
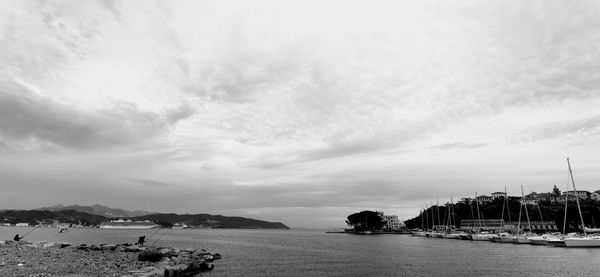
561,158 -> 600,248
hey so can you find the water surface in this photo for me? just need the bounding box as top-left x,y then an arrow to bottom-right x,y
1,227 -> 598,276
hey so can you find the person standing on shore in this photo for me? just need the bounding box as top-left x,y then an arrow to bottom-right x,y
136,236 -> 145,246
13,234 -> 23,241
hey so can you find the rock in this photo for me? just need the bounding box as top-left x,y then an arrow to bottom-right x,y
158,248 -> 177,257
0,240 -> 5,245
43,242 -> 59,248
115,245 -> 127,252
56,242 -> 73,248
90,244 -> 102,251
163,264 -> 188,276
101,244 -> 117,251
138,249 -> 163,262
182,247 -> 196,253
200,262 -> 215,271
78,244 -> 88,250
124,246 -> 142,252
129,266 -> 165,277
213,253 -> 222,260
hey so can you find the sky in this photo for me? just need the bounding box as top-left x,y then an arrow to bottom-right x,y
1,0 -> 600,228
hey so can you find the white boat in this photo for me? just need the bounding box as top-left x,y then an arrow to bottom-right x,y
472,232 -> 497,241
564,236 -> 600,247
583,226 -> 600,233
172,223 -> 188,229
528,235 -> 550,245
412,231 -> 427,237
442,232 -> 462,239
563,159 -> 600,248
99,219 -> 158,229
493,232 -> 517,243
515,233 -> 536,244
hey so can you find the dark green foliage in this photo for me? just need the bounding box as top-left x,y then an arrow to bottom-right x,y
405,198 -> 600,233
346,210 -> 386,232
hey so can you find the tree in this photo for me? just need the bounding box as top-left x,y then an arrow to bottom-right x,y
346,210 -> 386,232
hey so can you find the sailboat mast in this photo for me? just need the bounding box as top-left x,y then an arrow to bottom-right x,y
537,203 -> 544,222
425,204 -> 429,230
421,207 -> 424,230
517,190 -> 523,234
563,171 -> 570,235
436,199 -> 441,231
475,192 -> 482,229
505,186 -> 511,222
567,158 -> 586,235
521,185 -> 531,232
450,197 -> 455,228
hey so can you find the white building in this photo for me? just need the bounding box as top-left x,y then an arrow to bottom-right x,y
491,192 -> 506,200
590,191 -> 600,202
563,190 -> 590,200
378,212 -> 402,230
475,195 -> 492,203
521,198 -> 539,205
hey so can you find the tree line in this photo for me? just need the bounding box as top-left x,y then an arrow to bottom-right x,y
404,198 -> 600,233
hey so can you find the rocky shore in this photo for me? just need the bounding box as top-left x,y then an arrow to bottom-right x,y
0,240 -> 220,276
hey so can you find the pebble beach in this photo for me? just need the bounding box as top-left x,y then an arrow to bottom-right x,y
0,240 -> 219,277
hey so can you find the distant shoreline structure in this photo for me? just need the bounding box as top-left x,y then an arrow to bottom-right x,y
98,219 -> 158,229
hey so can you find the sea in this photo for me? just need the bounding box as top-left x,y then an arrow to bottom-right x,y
1,226 -> 599,276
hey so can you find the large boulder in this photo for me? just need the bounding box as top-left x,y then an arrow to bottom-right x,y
124,245 -> 143,252
138,249 -> 164,262
101,244 -> 117,251
159,248 -> 177,257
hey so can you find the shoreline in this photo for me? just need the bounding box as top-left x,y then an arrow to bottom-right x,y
0,239 -> 220,276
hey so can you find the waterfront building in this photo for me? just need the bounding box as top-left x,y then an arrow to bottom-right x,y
537,192 -> 557,203
491,192 -> 506,200
503,221 -> 558,232
590,190 -> 600,202
563,190 -> 590,200
459,197 -> 472,204
460,219 -> 503,231
521,197 -> 539,205
475,195 -> 492,204
460,219 -> 557,232
377,212 -> 402,231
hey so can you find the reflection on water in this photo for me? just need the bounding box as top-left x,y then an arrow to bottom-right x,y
2,226 -> 600,276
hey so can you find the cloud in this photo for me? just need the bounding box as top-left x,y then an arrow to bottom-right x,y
0,81 -> 193,150
523,115 -> 600,142
124,177 -> 176,189
430,142 -> 489,150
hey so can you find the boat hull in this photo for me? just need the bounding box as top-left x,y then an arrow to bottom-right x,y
564,238 -> 600,248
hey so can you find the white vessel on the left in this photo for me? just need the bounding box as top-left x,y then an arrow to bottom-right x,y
99,218 -> 158,229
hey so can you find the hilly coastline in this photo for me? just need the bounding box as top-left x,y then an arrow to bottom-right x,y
0,205 -> 289,229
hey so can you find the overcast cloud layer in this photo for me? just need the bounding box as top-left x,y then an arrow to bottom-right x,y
2,0 -> 600,228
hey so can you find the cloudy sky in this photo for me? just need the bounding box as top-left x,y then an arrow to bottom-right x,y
1,0 -> 600,228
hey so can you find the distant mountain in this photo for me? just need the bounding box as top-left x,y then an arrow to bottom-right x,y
36,204 -> 154,218
0,209 -> 107,226
2,207 -> 290,229
129,213 -> 290,229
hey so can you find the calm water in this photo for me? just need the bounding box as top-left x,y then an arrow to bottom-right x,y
2,226 -> 600,276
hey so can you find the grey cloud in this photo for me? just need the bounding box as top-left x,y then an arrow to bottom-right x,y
0,82 -> 190,150
430,142 -> 488,150
124,177 -> 175,189
523,115 -> 600,142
